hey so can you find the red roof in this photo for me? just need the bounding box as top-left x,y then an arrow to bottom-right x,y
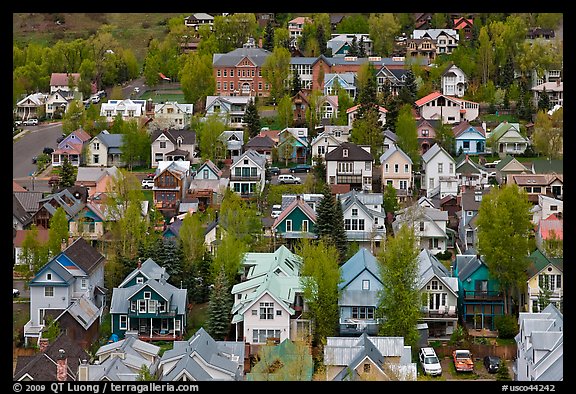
272,197 -> 317,229
539,216 -> 563,240
415,91 -> 443,107
13,229 -> 50,247
13,181 -> 27,192
50,73 -> 81,87
346,104 -> 388,114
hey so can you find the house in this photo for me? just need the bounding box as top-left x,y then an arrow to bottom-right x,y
393,200 -> 449,253
272,195 -> 318,244
530,158 -> 563,176
532,80 -> 563,108
78,331 -> 161,381
277,127 -> 309,164
416,119 -> 439,154
412,29 -> 459,56
452,121 -> 486,155
219,130 -> 244,160
74,166 -> 119,197
324,72 -> 357,98
150,128 -> 197,168
420,143 -> 458,199
318,95 -> 339,123
453,253 -> 504,331
280,193 -> 325,214
338,190 -> 387,252
86,130 -> 124,167
382,129 -> 398,152
152,161 -> 192,218
514,303 -> 563,381
13,228 -> 50,266
230,246 -> 311,348
158,327 -> 245,381
525,249 -> 563,313
526,27 -> 556,41
376,66 -> 409,97
244,134 -> 275,163
310,125 -> 351,164
45,88 -> 79,119
68,201 -> 108,241
212,39 -> 271,98
405,37 -> 437,61
346,104 -> 387,127
536,214 -> 563,252
506,173 -> 563,203
417,249 -> 459,340
14,92 -> 47,121
30,188 -> 85,229
184,13 -> 214,31
13,190 -> 43,230
246,338 -> 313,381
323,334 -> 417,381
494,155 -> 530,185
23,237 -> 106,346
288,17 -> 312,47
455,155 -> 490,189
100,99 -> 147,123
150,101 -> 194,130
52,128 -> 92,167
415,91 -> 479,124
50,72 -> 81,94
531,194 -> 563,225
229,149 -> 267,197
458,187 -> 491,253
13,333 -> 90,381
440,62 -> 468,97
194,159 -> 222,180
439,194 -> 460,230
487,122 -> 529,157
291,90 -> 310,126
414,13 -> 433,29
453,17 -> 474,40
110,258 -> 187,341
187,161 -> 229,211
325,142 -> 374,192
338,248 -> 383,336
204,95 -> 254,129
327,34 -> 373,57
379,144 -> 413,202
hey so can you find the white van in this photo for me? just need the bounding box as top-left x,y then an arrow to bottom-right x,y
278,174 -> 301,184
419,347 -> 442,376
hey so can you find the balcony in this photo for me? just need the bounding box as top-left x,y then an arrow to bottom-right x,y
230,174 -> 260,181
463,290 -> 503,301
127,305 -> 179,318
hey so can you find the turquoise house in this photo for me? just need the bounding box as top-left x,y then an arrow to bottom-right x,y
272,195 -> 317,245
453,254 -> 504,331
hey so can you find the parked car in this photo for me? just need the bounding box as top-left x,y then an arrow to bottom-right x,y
268,166 -> 281,176
14,120 -> 22,127
23,118 -> 39,126
13,288 -> 20,298
453,349 -> 474,372
290,164 -> 311,173
32,156 -> 38,164
57,133 -> 66,143
271,204 -> 282,218
418,347 -> 442,376
141,179 -> 154,189
483,355 -> 501,374
278,174 -> 301,184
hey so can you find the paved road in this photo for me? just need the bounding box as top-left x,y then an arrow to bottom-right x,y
13,122 -> 63,179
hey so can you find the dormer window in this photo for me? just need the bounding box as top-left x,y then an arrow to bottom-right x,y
343,149 -> 348,157
136,277 -> 144,284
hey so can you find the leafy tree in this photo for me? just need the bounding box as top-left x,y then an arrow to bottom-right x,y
368,13 -> 400,56
297,239 -> 342,346
47,208 -> 69,259
477,184 -> 533,315
178,213 -> 206,272
336,84 -> 354,126
532,109 -> 563,160
120,120 -> 150,170
61,100 -> 85,132
273,27 -> 291,50
477,26 -> 493,85
243,98 -> 261,138
206,266 -> 233,340
276,95 -> 293,129
336,14 -> 369,34
136,364 -> 157,381
376,224 -> 420,349
316,23 -> 328,55
435,121 -> 456,157
180,52 -> 215,113
261,46 -> 291,103
197,114 -> 226,162
394,104 -> 419,164
21,224 -> 50,277
213,13 -> 258,52
383,183 -> 399,219
42,317 -> 61,342
536,287 -> 553,313
312,155 -> 326,184
218,190 -> 262,246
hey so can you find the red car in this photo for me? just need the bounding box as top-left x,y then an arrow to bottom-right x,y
452,349 -> 474,372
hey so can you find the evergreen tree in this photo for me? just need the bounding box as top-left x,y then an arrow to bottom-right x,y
316,24 -> 328,55
59,156 -> 76,188
356,62 -> 378,118
397,69 -> 417,106
291,72 -> 302,96
243,98 -> 261,138
384,96 -> 401,131
263,21 -> 275,51
332,195 -> 348,263
348,36 -> 359,57
358,35 -> 367,58
394,104 -> 419,164
315,185 -> 348,263
537,87 -> 551,112
156,239 -> 184,288
500,55 -> 515,89
206,266 -> 233,340
315,185 -> 336,240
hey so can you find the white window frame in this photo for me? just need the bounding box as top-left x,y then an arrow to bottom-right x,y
286,219 -> 292,232
119,315 -> 127,330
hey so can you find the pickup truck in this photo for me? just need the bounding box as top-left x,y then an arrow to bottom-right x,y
452,349 -> 474,372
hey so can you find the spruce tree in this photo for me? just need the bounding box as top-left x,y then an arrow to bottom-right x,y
315,185 -> 335,240
243,98 -> 261,138
397,69 -> 417,106
358,35 -> 367,58
291,72 -> 302,96
206,266 -> 233,340
316,24 -> 328,55
332,195 -> 348,263
59,156 -> 76,187
263,21 -> 275,51
538,87 -> 551,112
348,36 -> 359,57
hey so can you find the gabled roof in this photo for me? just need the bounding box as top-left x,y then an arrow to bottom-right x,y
527,249 -> 563,279
118,258 -> 169,288
50,72 -> 81,86
195,159 -> 222,178
62,237 -> 106,275
415,91 -> 460,107
93,130 -> 124,148
13,194 -> 32,226
151,128 -> 196,145
421,143 -> 455,164
230,149 -> 266,169
13,228 -> 50,247
379,144 -> 412,164
272,196 -> 317,229
454,254 -> 487,282
55,294 -> 100,330
346,103 -> 387,114
212,46 -> 271,67
452,121 -> 485,138
244,135 -> 276,149
417,249 -> 458,295
76,166 -> 119,184
325,142 -> 373,161
339,248 -> 382,290
489,122 -> 525,142
495,155 -> 528,172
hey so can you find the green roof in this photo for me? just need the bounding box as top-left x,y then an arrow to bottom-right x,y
527,248 -> 563,277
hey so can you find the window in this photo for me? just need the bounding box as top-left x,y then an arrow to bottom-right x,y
343,149 -> 348,157
385,164 -> 389,173
404,164 -> 409,173
136,277 -> 144,284
159,141 -> 166,149
119,315 -> 127,330
252,309 -> 258,315
550,205 -> 558,211
81,279 -> 88,289
365,161 -> 371,171
463,141 -> 470,149
230,70 -> 234,77
276,310 -> 282,316
138,299 -> 146,313
259,302 -> 274,319
344,219 -> 351,230
362,280 -> 370,290
352,208 -> 358,217
400,180 -> 407,190
422,129 -> 429,136
449,163 -> 454,173
144,291 -> 151,299
394,164 -> 399,173
429,238 -> 439,249
352,306 -> 374,319
93,142 -> 100,150
47,273 -> 52,281
302,220 -> 309,232
286,220 -> 292,232
438,163 -> 443,173
93,154 -> 99,164
45,286 -> 54,297
148,300 -> 157,314
364,364 -> 371,373
419,221 -> 425,231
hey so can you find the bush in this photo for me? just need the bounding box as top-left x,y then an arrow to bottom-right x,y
495,315 -> 518,339
434,250 -> 452,260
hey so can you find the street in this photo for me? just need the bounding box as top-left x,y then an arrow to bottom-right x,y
13,122 -> 63,180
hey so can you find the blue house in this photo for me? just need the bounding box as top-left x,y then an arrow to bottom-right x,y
338,248 -> 383,336
452,121 -> 486,155
277,128 -> 309,164
110,258 -> 187,341
453,254 -> 504,331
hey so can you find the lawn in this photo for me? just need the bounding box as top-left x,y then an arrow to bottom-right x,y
140,91 -> 186,103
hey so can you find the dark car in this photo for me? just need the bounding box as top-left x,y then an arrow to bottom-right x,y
268,166 -> 281,176
57,133 -> 66,143
32,156 -> 38,164
483,355 -> 501,373
290,164 -> 311,173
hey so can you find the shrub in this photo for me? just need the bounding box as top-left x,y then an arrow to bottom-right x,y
495,315 -> 518,339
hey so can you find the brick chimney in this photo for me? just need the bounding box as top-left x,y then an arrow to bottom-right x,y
137,258 -> 142,269
56,349 -> 67,381
38,338 -> 49,352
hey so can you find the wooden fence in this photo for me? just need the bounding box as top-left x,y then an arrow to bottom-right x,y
434,343 -> 517,360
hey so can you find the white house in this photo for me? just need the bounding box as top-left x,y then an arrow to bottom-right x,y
532,194 -> 563,225
412,29 -> 459,55
229,149 -> 267,196
420,143 -> 458,199
379,144 -> 413,202
150,101 -> 193,130
150,129 -> 197,168
415,91 -> 479,124
325,142 -> 374,192
310,125 -> 351,164
219,130 -> 244,160
441,63 -> 467,97
86,130 -> 124,167
338,190 -> 387,252
393,200 -> 450,253
346,104 -> 387,127
205,96 -> 253,130
45,89 -> 78,119
100,99 -> 147,123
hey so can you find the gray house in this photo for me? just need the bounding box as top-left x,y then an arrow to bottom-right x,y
338,248 -> 383,336
157,327 -> 245,381
23,237 -> 106,346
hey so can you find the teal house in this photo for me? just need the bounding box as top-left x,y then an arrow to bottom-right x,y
272,195 -> 317,245
453,254 -> 504,331
110,258 -> 187,341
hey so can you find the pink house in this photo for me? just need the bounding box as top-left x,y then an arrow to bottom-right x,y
74,166 -> 119,197
52,129 -> 92,167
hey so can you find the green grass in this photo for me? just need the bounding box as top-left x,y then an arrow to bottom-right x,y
140,92 -> 186,103
480,114 -> 519,123
186,302 -> 209,335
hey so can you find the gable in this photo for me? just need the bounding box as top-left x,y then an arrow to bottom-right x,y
501,159 -> 528,172
456,129 -> 485,140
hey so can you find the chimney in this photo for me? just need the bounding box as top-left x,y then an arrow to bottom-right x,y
78,359 -> 89,381
56,349 -> 67,382
38,338 -> 50,352
137,258 -> 142,269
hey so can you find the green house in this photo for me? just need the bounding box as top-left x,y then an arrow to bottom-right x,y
272,195 -> 317,244
110,258 -> 187,341
453,254 -> 504,331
